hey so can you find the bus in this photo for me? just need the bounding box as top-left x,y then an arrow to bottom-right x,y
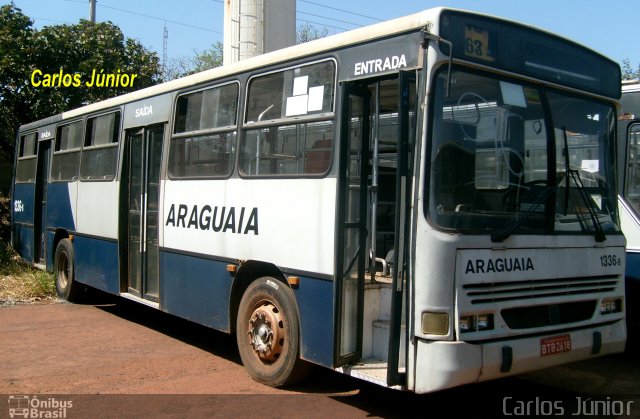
618,79 -> 640,347
11,8 -> 626,393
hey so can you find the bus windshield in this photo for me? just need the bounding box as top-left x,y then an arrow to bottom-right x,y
429,68 -> 620,238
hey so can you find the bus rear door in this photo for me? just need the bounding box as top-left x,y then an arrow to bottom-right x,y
121,124 -> 164,302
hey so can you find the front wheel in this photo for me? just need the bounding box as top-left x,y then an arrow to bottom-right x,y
54,238 -> 83,302
236,277 -> 309,387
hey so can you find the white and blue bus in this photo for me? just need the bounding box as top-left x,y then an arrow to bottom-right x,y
618,79 -> 640,347
11,8 -> 626,393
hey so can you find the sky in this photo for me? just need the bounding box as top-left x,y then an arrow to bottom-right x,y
5,0 -> 640,70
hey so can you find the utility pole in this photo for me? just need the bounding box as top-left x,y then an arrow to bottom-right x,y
89,0 -> 96,22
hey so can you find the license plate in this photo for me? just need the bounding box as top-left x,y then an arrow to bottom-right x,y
540,334 -> 571,356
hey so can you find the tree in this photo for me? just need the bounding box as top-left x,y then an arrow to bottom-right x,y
163,42 -> 224,81
0,4 -> 37,162
34,19 -> 161,110
164,23 -> 331,81
296,23 -> 329,44
0,4 -> 162,165
622,58 -> 639,80
192,42 -> 224,73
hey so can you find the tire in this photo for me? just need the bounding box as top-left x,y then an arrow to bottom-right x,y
54,238 -> 83,302
236,277 -> 309,387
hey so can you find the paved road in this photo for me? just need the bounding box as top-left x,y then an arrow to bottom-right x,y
1,297 -> 639,418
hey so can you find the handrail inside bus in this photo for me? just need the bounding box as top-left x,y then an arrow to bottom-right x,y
255,104 -> 275,175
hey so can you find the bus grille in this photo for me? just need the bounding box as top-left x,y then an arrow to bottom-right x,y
501,301 -> 597,329
463,275 -> 619,304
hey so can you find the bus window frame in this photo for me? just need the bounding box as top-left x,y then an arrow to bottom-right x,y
624,121 -> 640,216
51,119 -> 84,183
239,57 -> 338,179
167,80 -> 241,181
424,63 -> 620,237
15,131 -> 39,184
80,109 -> 122,182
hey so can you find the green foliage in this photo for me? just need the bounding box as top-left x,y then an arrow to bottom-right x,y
0,4 -> 36,163
0,241 -> 56,302
33,268 -> 56,296
622,58 -> 640,80
164,23 -> 330,81
0,193 -> 56,302
296,23 -> 329,44
192,42 -> 224,73
0,192 -> 10,245
164,42 -> 224,80
0,242 -> 21,276
0,4 -> 162,190
33,19 -> 161,109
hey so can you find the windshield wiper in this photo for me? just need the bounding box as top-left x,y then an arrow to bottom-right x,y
567,169 -> 606,242
562,127 -> 571,215
492,126 -> 607,243
561,127 -> 606,242
491,181 -> 558,242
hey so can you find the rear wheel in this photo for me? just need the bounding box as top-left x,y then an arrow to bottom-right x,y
54,238 -> 83,302
236,277 -> 309,387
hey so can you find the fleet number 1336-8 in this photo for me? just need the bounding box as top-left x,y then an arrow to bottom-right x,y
600,254 -> 622,267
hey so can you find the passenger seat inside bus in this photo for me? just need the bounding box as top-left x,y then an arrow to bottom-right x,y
304,138 -> 332,174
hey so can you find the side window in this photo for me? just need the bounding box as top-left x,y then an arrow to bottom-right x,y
169,83 -> 238,178
245,60 -> 335,122
15,132 -> 38,183
242,122 -> 334,176
80,111 -> 120,181
51,120 -> 83,182
240,60 -> 336,177
625,123 -> 640,214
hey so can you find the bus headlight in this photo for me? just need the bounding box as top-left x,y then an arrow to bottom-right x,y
421,312 -> 449,335
460,313 -> 494,333
600,298 -> 623,314
459,315 -> 476,333
477,314 -> 494,331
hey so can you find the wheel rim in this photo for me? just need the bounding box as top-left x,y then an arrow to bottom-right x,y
247,300 -> 285,363
57,251 -> 69,289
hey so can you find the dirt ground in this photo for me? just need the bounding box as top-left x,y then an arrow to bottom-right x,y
1,297 -> 639,418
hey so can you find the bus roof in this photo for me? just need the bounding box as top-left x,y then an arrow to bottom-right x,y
20,6 -> 618,130
622,80 -> 640,93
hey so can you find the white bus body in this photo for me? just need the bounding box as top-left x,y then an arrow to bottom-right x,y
11,8 -> 626,393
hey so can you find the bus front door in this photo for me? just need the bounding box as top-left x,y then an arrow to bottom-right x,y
335,74 -> 416,387
123,125 -> 164,302
335,84 -> 370,365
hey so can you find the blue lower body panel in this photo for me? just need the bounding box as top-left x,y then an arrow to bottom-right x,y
626,252 -> 640,348
159,250 -> 335,367
12,224 -> 34,263
626,251 -> 640,283
161,251 -> 232,331
73,235 -> 120,294
293,277 -> 334,368
46,231 -> 56,270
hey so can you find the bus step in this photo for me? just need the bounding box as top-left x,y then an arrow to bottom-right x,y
335,359 -> 405,389
372,320 -> 406,368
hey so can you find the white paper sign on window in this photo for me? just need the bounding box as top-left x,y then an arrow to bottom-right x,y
286,95 -> 309,116
307,86 -> 325,112
292,76 -> 309,96
581,159 -> 599,173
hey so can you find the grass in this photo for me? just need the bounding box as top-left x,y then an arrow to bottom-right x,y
0,243 -> 58,305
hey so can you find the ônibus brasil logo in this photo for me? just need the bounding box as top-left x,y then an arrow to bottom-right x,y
8,395 -> 73,418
